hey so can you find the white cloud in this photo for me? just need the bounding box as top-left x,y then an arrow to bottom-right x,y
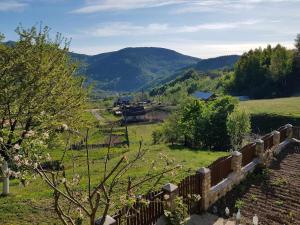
0,0 -> 27,11
71,0 -> 184,14
78,20 -> 260,37
173,0 -> 299,14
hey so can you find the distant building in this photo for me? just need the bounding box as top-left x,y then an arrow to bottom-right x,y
114,96 -> 133,106
122,106 -> 146,123
192,91 -> 217,101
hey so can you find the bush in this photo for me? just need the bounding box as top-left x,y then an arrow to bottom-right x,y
164,197 -> 188,225
226,108 -> 251,151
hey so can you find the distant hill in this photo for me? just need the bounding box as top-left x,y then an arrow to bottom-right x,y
3,41 -> 240,92
144,55 -> 240,90
71,47 -> 200,91
194,55 -> 240,72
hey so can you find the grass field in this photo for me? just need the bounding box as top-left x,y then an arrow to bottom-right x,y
240,96 -> 300,118
0,115 -> 227,224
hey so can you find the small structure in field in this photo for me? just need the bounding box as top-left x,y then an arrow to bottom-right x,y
122,105 -> 146,123
114,96 -> 133,106
192,91 -> 217,101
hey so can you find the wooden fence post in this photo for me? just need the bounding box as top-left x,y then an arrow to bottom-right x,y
162,183 -> 178,211
255,139 -> 264,166
272,131 -> 281,146
286,124 -> 293,139
197,167 -> 211,211
95,215 -> 117,225
2,161 -> 9,196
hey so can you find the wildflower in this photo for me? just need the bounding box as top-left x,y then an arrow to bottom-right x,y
13,144 -> 21,150
61,178 -> 66,184
61,124 -> 69,131
43,132 -> 49,139
0,137 -> 3,143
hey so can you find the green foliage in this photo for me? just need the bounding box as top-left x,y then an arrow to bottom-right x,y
226,108 -> 251,151
227,41 -> 300,98
0,26 -> 87,161
162,96 -> 237,150
234,199 -> 245,210
295,34 -> 300,54
164,197 -> 188,225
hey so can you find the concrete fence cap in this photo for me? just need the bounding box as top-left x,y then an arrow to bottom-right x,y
162,183 -> 178,192
255,139 -> 264,144
285,124 -> 293,128
232,150 -> 242,156
197,167 -> 210,174
95,215 -> 116,225
272,130 -> 280,135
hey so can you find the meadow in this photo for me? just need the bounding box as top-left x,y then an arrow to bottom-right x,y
0,110 -> 227,225
240,96 -> 300,118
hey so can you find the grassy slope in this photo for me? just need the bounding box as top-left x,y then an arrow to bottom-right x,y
239,97 -> 300,118
0,116 -> 227,224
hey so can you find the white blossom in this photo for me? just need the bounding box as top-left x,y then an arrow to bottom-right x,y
13,144 -> 21,150
61,124 -> 69,131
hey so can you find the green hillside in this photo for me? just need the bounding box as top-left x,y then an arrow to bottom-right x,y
72,47 -> 200,91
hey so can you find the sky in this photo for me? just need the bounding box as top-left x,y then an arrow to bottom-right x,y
0,0 -> 300,58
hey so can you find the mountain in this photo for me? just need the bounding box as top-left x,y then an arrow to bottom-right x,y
144,55 -> 240,90
71,47 -> 200,91
3,41 -> 240,92
194,55 -> 240,71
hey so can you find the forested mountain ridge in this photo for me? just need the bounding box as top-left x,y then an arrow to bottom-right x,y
71,47 -> 201,91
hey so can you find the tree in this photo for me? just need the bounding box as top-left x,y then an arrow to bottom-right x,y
162,111 -> 183,145
226,108 -> 251,151
295,33 -> 300,54
0,26 -> 87,193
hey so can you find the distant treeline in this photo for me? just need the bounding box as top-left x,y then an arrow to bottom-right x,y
225,38 -> 300,98
150,34 -> 300,101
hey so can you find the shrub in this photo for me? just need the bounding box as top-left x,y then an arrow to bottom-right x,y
164,197 -> 188,225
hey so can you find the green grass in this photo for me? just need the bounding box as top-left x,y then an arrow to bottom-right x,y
0,116 -> 227,224
240,96 -> 300,118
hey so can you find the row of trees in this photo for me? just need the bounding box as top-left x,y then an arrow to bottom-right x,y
226,34 -> 300,98
155,96 -> 251,151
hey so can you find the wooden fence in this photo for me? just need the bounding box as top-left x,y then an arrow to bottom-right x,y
109,124 -> 299,225
113,190 -> 164,225
178,173 -> 203,214
208,156 -> 232,187
293,126 -> 300,139
278,126 -> 288,142
240,143 -> 256,166
262,133 -> 274,151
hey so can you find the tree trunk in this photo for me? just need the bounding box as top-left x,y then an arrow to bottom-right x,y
1,161 -> 9,195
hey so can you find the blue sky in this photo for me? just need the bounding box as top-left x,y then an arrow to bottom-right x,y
1,0 -> 299,58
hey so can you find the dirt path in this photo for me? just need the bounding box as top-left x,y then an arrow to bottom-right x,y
90,109 -> 103,121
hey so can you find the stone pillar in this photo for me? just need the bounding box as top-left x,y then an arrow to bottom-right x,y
231,151 -> 242,173
197,167 -> 211,211
2,161 -> 9,196
162,183 -> 178,211
272,131 -> 280,146
95,215 -> 116,225
255,139 -> 264,166
286,124 -> 293,139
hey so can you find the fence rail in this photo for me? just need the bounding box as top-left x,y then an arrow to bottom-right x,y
262,133 -> 274,150
209,156 -> 232,187
278,126 -> 288,142
240,143 -> 256,166
113,190 -> 164,225
293,126 -> 300,139
178,173 -> 203,214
